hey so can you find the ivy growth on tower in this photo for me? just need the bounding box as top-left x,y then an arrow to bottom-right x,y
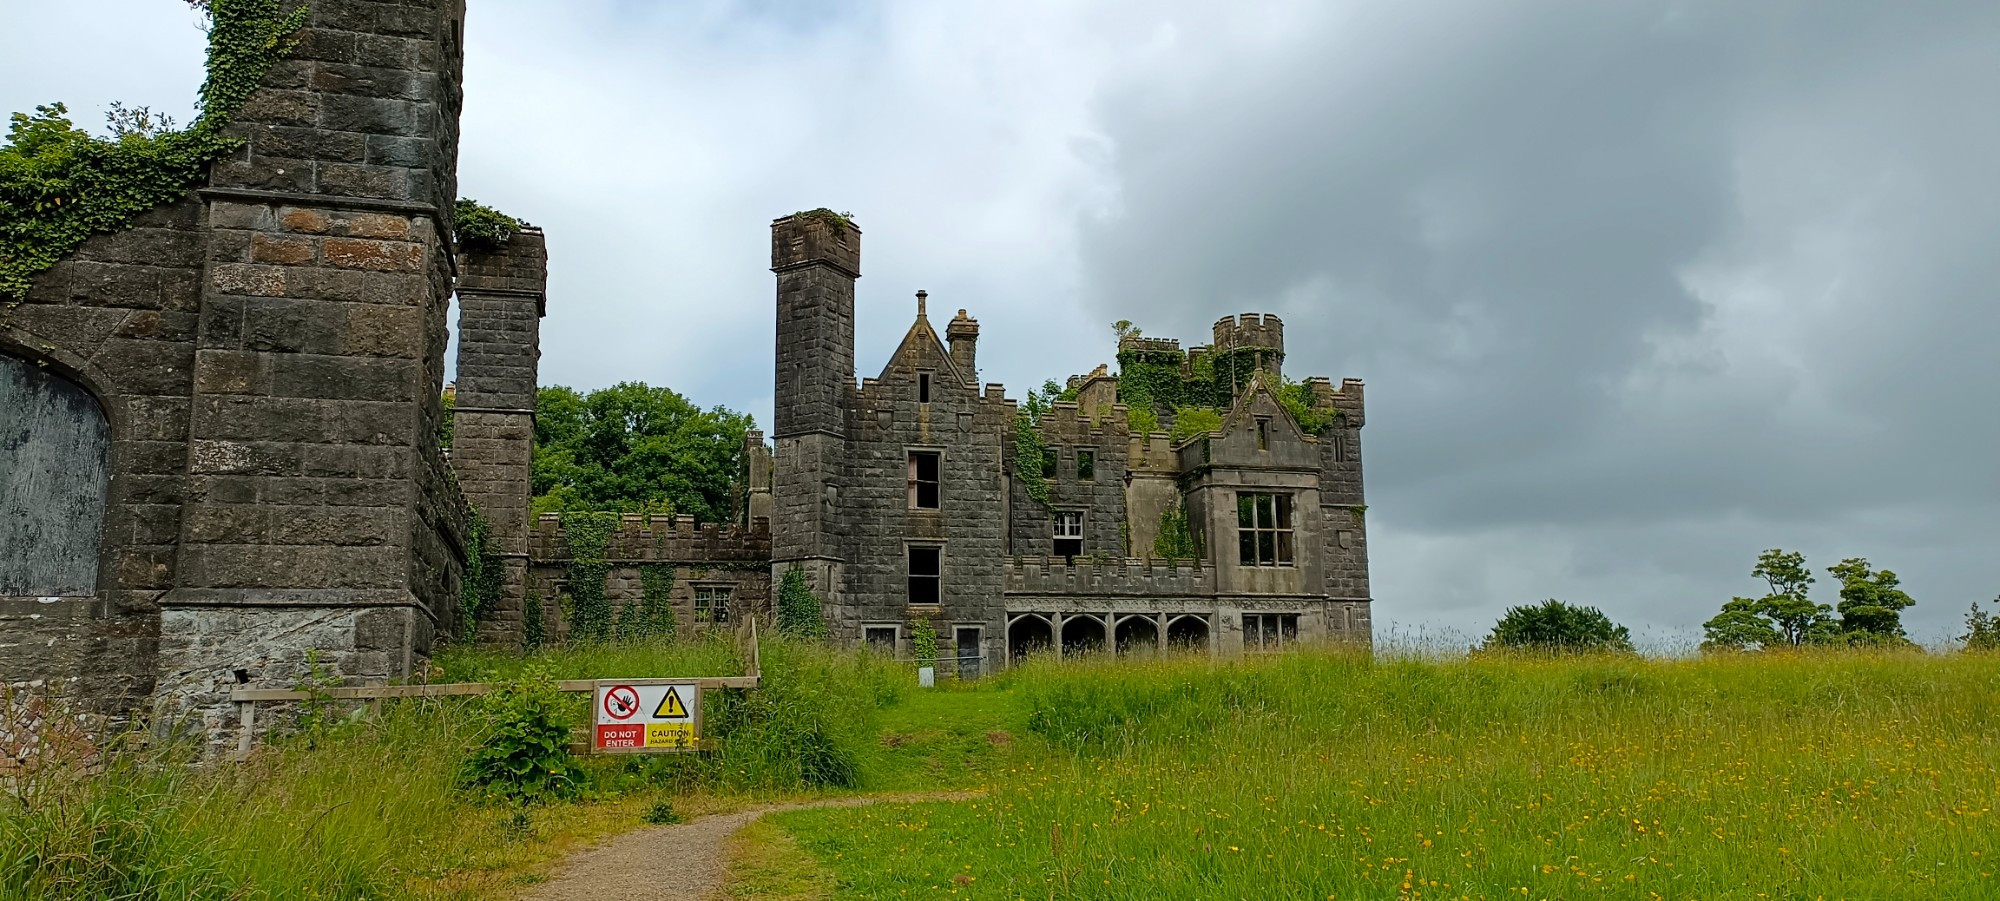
0,0 -> 306,304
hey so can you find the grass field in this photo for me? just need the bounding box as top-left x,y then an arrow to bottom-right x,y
770,649 -> 2000,900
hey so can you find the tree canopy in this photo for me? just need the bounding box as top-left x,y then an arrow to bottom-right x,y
1482,600 -> 1633,654
530,383 -> 754,522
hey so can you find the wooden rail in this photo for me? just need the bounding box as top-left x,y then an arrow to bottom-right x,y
229,618 -> 762,757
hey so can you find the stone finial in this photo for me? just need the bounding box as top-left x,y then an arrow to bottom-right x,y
916,290 -> 928,317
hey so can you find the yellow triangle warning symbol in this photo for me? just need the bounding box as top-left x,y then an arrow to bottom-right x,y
653,687 -> 688,719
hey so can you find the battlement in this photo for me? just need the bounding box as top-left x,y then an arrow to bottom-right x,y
531,513 -> 772,563
770,210 -> 861,276
1212,313 -> 1285,354
1003,555 -> 1214,597
1118,336 -> 1184,357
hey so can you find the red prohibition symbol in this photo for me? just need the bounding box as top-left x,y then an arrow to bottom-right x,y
603,685 -> 641,721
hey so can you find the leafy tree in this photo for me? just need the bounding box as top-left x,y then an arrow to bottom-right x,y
1701,549 -> 1838,651
530,382 -> 754,521
1963,598 -> 2000,652
1826,557 -> 1915,643
777,567 -> 826,639
1483,600 -> 1633,654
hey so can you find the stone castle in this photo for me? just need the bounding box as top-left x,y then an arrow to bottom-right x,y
0,0 -> 1367,741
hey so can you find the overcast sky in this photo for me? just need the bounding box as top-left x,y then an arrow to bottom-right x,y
6,0 -> 1996,645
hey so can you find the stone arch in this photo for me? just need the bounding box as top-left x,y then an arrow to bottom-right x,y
1113,615 -> 1159,655
1007,613 -> 1053,663
1167,614 -> 1211,651
1060,614 -> 1107,657
2,353 -> 110,596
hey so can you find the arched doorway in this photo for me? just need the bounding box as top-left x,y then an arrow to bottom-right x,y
1166,614 -> 1210,651
1008,614 -> 1053,664
1060,615 -> 1107,657
1113,616 -> 1159,656
2,355 -> 108,596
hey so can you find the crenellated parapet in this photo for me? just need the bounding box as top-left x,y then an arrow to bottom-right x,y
1211,313 -> 1285,355
1004,555 -> 1214,597
531,514 -> 772,563
1309,377 -> 1366,428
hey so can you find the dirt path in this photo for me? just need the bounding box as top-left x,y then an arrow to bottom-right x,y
521,792 -> 975,901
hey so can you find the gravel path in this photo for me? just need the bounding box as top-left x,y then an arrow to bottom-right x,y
521,793 -> 974,901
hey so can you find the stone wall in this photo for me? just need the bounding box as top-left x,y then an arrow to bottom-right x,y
527,514 -> 772,641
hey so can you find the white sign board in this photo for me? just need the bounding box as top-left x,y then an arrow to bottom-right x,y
592,680 -> 701,753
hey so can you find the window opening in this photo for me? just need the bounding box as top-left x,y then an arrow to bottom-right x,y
908,451 -> 941,509
1243,613 -> 1299,651
1236,492 -> 1295,567
1257,418 -> 1270,451
908,546 -> 942,605
918,372 -> 932,404
1041,447 -> 1059,479
1053,511 -> 1084,559
864,626 -> 899,654
1077,449 -> 1095,481
694,586 -> 732,624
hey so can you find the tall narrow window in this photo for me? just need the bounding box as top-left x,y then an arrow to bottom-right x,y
1053,511 -> 1084,558
1041,447 -> 1059,479
1333,432 -> 1347,463
1076,449 -> 1096,481
1256,418 -> 1270,451
908,451 -> 941,509
908,546 -> 942,605
918,372 -> 932,404
1236,493 -> 1294,567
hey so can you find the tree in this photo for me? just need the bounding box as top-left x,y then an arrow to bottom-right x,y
1826,557 -> 1915,644
1963,598 -> 2000,652
1701,549 -> 1838,651
1701,598 -> 1781,651
530,382 -> 754,521
1483,600 -> 1634,654
776,567 -> 826,639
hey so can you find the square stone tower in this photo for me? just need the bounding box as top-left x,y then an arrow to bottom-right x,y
769,212 -> 860,611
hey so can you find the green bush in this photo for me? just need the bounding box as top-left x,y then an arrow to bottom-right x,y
457,669 -> 586,802
1482,599 -> 1634,653
777,566 -> 827,638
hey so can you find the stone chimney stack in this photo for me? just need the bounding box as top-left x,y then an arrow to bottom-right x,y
453,227 -> 548,649
947,309 -> 980,384
768,210 -> 858,615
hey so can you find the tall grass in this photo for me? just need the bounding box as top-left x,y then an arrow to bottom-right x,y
0,636 -> 907,900
778,648 -> 2000,899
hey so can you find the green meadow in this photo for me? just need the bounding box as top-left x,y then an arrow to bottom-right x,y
5,641 -> 1997,900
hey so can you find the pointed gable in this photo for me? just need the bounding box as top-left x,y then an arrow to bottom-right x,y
874,295 -> 965,386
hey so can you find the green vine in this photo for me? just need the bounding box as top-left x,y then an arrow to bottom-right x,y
0,0 -> 305,303
1014,380 -> 1061,505
1113,330 -> 1341,440
523,587 -> 545,649
454,198 -> 522,251
621,563 -> 677,642
460,511 -> 505,631
910,616 -> 939,665
559,511 -> 618,642
1153,500 -> 1199,560
777,566 -> 827,639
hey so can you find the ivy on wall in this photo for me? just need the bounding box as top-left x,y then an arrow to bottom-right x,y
460,512 -> 506,631
620,563 -> 677,642
1153,500 -> 1199,560
777,567 -> 827,639
1114,338 -> 1342,440
909,616 -> 939,664
559,511 -> 618,642
0,0 -> 305,303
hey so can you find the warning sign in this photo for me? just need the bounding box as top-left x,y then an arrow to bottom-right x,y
592,681 -> 701,754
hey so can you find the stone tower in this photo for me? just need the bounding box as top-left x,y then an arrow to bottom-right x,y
154,0 -> 473,737
452,228 -> 548,648
769,212 -> 860,608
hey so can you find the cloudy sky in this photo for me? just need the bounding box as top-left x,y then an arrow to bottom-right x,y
6,0 -> 1997,645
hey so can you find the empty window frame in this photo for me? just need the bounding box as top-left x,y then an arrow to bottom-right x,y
1041,447 -> 1059,479
1236,492 -> 1295,567
1076,449 -> 1096,481
908,450 -> 941,509
1053,511 -> 1084,558
918,371 -> 933,404
693,585 -> 732,624
864,625 -> 899,654
1256,418 -> 1270,451
908,545 -> 942,605
1243,613 -> 1299,651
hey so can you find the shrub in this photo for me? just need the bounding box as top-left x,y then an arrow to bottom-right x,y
1482,599 -> 1634,654
458,669 -> 585,802
777,566 -> 827,639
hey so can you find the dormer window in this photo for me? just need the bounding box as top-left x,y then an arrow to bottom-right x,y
918,372 -> 932,404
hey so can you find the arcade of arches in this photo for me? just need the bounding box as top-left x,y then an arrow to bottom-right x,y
1006,611 -> 1212,662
